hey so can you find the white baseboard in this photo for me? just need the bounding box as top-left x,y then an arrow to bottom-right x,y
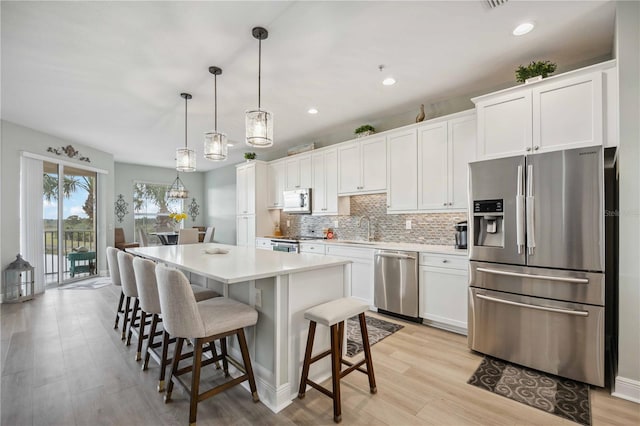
612,376 -> 640,404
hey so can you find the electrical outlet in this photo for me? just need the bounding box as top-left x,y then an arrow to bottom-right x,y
286,220 -> 290,227
254,289 -> 262,308
333,220 -> 339,228
406,220 -> 412,230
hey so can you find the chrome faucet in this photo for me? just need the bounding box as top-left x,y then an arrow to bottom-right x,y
357,216 -> 373,241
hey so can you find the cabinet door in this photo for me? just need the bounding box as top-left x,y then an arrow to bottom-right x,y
532,72 -> 603,153
245,164 -> 256,215
311,152 -> 326,213
387,128 -> 417,211
267,161 -> 285,208
236,216 -> 248,246
351,260 -> 374,306
476,90 -> 532,159
285,158 -> 300,190
361,136 -> 387,192
418,122 -> 448,210
236,166 -> 248,215
448,115 -> 476,209
298,154 -> 312,189
337,141 -> 361,194
324,149 -> 339,214
246,215 -> 256,247
419,266 -> 468,333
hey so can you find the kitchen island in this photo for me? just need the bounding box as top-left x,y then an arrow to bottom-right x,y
127,243 -> 351,413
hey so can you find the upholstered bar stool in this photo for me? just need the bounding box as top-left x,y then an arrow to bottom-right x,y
117,251 -> 147,350
106,246 -> 128,339
298,297 -> 377,423
132,257 -> 220,391
156,265 -> 260,425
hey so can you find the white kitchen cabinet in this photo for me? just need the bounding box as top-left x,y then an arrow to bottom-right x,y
255,237 -> 272,250
337,136 -> 386,195
448,114 -> 477,209
419,253 -> 468,335
299,242 -> 326,255
386,128 -> 418,211
325,245 -> 375,307
236,161 -> 270,248
285,154 -> 312,190
312,148 -> 349,216
474,62 -> 615,160
267,160 -> 285,209
236,215 -> 256,247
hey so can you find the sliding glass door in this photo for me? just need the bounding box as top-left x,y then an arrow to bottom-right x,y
43,161 -> 97,285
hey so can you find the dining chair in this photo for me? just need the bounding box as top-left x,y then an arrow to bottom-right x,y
115,228 -> 139,250
106,246 -> 127,339
203,226 -> 215,243
137,228 -> 149,247
156,265 -> 259,424
177,228 -> 199,245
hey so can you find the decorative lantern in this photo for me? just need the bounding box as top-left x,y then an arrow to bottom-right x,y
3,254 -> 35,303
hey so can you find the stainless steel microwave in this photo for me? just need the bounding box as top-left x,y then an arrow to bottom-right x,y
283,188 -> 311,214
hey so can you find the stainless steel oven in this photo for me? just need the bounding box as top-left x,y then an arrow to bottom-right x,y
270,239 -> 299,253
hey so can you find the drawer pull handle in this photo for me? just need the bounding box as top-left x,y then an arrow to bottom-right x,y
476,293 -> 589,317
476,267 -> 588,284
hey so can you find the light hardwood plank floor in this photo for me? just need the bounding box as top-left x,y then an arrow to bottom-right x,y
1,284 -> 638,425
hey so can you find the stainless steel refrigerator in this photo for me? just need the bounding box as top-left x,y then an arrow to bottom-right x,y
467,146 -> 606,386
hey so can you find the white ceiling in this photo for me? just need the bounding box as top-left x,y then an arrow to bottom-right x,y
1,1 -> 615,171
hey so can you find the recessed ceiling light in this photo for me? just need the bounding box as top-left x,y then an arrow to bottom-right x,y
308,108 -> 318,114
513,22 -> 535,36
382,77 -> 396,86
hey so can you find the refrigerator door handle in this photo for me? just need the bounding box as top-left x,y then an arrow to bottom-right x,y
476,267 -> 590,284
516,165 -> 525,254
526,164 -> 536,255
476,293 -> 589,317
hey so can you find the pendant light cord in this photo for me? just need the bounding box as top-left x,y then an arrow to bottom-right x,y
258,37 -> 262,110
184,96 -> 188,148
214,74 -> 218,132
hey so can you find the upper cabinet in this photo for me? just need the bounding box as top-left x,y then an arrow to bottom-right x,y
236,162 -> 256,215
312,148 -> 350,216
267,160 -> 285,209
387,111 -> 476,213
337,136 -> 386,195
474,61 -> 617,160
285,154 -> 312,190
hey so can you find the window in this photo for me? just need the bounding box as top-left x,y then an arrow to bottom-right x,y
133,182 -> 183,245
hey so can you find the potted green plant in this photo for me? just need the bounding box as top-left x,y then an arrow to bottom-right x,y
244,152 -> 257,162
515,60 -> 557,83
354,124 -> 375,138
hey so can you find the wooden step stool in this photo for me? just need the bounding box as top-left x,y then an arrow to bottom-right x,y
298,297 -> 377,423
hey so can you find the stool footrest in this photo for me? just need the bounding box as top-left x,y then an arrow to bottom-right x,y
340,359 -> 369,377
309,349 -> 332,364
305,380 -> 334,399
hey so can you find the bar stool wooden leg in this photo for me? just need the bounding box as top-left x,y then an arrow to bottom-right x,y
358,313 -> 377,394
330,323 -> 342,423
207,341 -> 221,370
158,330 -> 171,392
143,314 -> 159,371
237,328 -> 260,402
165,337 -> 184,402
189,338 -> 203,425
121,296 -> 131,340
126,298 -> 139,346
298,321 -> 316,399
220,337 -> 230,377
135,309 -> 147,361
114,291 -> 125,329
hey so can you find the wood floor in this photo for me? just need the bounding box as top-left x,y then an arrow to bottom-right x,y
2,284 -> 638,426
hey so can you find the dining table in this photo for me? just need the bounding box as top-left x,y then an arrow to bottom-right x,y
150,230 -> 207,245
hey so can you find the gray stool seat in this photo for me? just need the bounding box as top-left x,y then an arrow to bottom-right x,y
192,286 -> 220,303
304,298 -> 369,326
196,297 -> 258,337
299,297 -> 377,423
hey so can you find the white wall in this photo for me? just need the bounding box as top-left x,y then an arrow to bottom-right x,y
1,120 -> 115,275
113,162 -> 205,241
614,0 -> 640,401
203,165 -> 237,245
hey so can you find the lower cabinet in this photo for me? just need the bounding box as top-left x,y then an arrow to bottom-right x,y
236,215 -> 256,247
325,245 -> 375,307
419,253 -> 468,335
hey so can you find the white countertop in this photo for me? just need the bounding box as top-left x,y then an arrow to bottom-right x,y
296,239 -> 468,256
127,243 -> 351,284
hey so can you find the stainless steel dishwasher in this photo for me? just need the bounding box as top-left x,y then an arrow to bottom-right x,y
374,249 -> 421,322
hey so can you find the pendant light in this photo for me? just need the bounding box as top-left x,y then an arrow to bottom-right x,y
176,92 -> 196,171
204,66 -> 228,161
245,26 -> 273,148
167,172 -> 189,199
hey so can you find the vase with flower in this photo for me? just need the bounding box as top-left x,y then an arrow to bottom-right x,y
169,212 -> 187,232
